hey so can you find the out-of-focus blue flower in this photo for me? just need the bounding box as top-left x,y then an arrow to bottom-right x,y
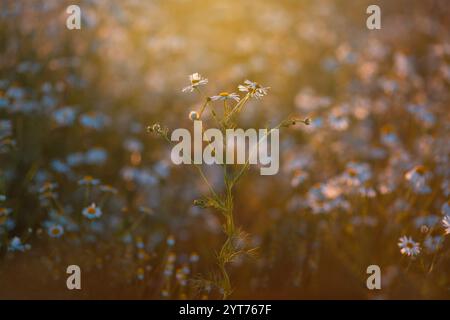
0,120 -> 12,139
8,237 -> 31,252
122,233 -> 132,244
153,161 -> 170,178
51,159 -> 71,174
321,57 -> 339,72
407,104 -> 436,128
89,221 -> 105,233
0,96 -> 9,109
6,86 -> 25,100
85,148 -> 108,165
123,138 -> 143,153
80,112 -> 110,130
121,167 -> 158,187
53,106 -> 77,126
414,215 -> 440,229
424,235 -> 443,253
442,201 -> 450,216
67,152 -> 84,167
78,176 -> 100,186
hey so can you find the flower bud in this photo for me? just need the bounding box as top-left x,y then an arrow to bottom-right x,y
189,111 -> 200,121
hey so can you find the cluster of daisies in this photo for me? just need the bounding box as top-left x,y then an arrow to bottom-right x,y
182,73 -> 270,121
398,167 -> 450,258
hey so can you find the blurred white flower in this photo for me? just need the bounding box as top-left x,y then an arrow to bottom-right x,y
47,224 -> 64,238
82,203 -> 102,219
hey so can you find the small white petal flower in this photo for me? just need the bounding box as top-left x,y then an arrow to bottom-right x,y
182,73 -> 208,92
82,203 -> 102,219
210,92 -> 240,102
48,224 -> 64,238
238,80 -> 270,99
398,236 -> 421,257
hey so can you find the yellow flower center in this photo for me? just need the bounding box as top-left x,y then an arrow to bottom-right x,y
88,207 -> 96,214
219,92 -> 229,97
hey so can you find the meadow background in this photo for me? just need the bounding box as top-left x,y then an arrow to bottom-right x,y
0,0 -> 449,299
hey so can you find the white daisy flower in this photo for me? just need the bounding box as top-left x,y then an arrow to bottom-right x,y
182,73 -> 208,92
443,215 -> 450,235
210,92 -> 240,102
238,80 -> 270,99
398,236 -> 421,257
82,203 -> 102,219
48,224 -> 64,238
